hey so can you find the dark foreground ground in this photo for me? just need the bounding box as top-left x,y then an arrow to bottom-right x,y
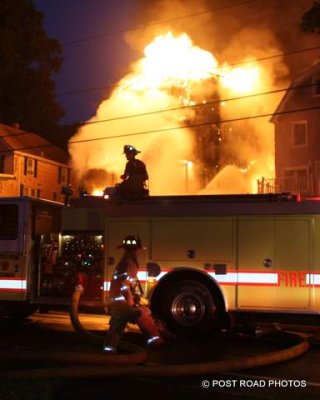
0,311 -> 319,400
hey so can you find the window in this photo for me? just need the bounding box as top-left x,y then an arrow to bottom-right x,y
58,167 -> 69,185
0,205 -> 18,240
20,185 -> 30,196
24,157 -> 37,177
284,168 -> 307,178
292,122 -> 307,147
312,75 -> 320,96
0,155 -> 5,173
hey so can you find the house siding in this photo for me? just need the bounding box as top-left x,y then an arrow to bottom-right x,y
0,153 -> 71,202
0,124 -> 72,202
273,64 -> 320,195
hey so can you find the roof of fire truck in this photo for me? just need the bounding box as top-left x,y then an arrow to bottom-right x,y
68,193 -> 320,218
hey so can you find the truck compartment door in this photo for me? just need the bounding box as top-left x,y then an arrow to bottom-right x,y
275,219 -> 311,309
237,219 -> 276,309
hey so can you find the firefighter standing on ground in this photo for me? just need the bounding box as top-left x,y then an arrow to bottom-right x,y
117,145 -> 149,196
103,235 -> 164,353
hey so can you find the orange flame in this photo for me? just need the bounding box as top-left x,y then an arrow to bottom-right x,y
220,64 -> 261,94
126,32 -> 219,91
92,189 -> 104,197
71,31 -> 275,196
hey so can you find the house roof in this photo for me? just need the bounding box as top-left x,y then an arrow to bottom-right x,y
271,61 -> 320,123
0,123 -> 69,165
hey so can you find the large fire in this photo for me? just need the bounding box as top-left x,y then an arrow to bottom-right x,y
220,65 -> 261,94
69,31 -> 280,196
129,32 -> 219,90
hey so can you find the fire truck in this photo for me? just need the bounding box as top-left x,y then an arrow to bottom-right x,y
0,196 -> 62,319
1,193 -> 320,334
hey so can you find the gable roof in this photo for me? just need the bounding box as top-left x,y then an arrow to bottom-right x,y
271,60 -> 320,123
0,123 -> 69,165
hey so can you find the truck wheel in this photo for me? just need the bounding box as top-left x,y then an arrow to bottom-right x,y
161,279 -> 219,336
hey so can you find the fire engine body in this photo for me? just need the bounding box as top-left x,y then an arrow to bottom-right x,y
61,193 -> 320,333
0,196 -> 62,317
1,194 -> 320,333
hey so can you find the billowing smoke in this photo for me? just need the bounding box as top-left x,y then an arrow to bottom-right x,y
69,0 -> 316,196
202,27 -> 290,194
69,32 -> 217,195
69,82 -> 193,195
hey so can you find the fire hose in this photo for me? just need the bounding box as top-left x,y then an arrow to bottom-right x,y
0,285 -> 310,379
69,285 -> 146,364
0,286 -> 147,369
2,331 -> 309,379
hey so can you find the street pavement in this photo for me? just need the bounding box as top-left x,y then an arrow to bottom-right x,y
0,311 -> 319,399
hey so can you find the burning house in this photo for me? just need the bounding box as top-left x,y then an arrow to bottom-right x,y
268,62 -> 320,196
68,14 -> 289,196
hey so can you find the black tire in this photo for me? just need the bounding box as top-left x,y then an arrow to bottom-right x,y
159,279 -> 219,336
219,311 -> 237,333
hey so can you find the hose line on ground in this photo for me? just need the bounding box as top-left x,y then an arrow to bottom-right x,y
2,331 -> 309,379
0,287 -> 311,379
0,288 -> 146,367
69,287 -> 103,345
68,286 -> 147,363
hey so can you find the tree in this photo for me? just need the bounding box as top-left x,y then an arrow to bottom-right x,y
300,1 -> 320,33
0,0 -> 64,138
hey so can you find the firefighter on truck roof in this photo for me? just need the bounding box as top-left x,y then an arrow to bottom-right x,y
103,235 -> 164,353
116,145 -> 149,196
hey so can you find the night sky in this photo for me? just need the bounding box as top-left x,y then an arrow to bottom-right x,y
32,0 -> 318,126
33,0 -> 139,124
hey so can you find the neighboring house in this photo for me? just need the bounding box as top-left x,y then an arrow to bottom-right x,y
267,61 -> 320,196
0,123 -> 72,203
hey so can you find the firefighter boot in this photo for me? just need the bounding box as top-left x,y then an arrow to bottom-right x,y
103,316 -> 127,354
155,319 -> 177,341
136,306 -> 165,349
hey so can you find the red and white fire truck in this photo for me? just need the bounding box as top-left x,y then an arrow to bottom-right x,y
1,193 -> 320,333
0,197 -> 62,318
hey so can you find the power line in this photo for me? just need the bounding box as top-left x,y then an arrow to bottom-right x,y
1,104 -> 320,155
228,44 -> 320,67
1,80 -> 318,142
57,83 -> 120,97
56,80 -> 320,130
56,44 -> 320,98
62,0 -> 258,46
61,105 -> 320,143
79,81 -> 318,127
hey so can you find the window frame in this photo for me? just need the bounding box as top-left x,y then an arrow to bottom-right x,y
0,155 -> 5,173
312,75 -> 320,97
291,121 -> 308,148
24,157 -> 37,177
0,204 -> 18,240
58,166 -> 69,185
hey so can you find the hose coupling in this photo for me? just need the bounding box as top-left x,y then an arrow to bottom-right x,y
75,284 -> 84,294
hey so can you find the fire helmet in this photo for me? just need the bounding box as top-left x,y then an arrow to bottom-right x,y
119,235 -> 143,250
123,145 -> 140,155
